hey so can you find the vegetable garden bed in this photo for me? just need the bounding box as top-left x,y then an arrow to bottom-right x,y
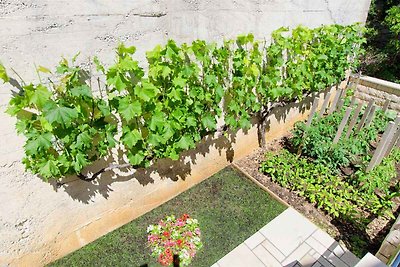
49,167 -> 286,266
236,97 -> 400,257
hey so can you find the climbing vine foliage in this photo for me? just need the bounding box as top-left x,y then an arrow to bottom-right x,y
0,24 -> 365,180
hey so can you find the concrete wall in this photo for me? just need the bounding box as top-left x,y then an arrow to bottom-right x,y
0,1 -> 370,266
351,76 -> 400,112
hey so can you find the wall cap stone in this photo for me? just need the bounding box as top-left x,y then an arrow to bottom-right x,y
358,76 -> 400,96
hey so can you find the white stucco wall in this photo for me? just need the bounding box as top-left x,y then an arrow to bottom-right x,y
0,0 -> 371,266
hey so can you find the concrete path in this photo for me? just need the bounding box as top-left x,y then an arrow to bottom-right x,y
212,208 -> 361,267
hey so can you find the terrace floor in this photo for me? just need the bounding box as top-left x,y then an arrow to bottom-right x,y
212,208 -> 362,267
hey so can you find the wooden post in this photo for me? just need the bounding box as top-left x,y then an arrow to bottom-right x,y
345,102 -> 363,139
333,107 -> 352,144
319,91 -> 332,117
306,97 -> 320,127
382,99 -> 390,113
336,98 -> 345,112
366,122 -> 397,172
364,105 -> 377,128
355,99 -> 375,134
384,117 -> 400,157
328,89 -> 343,114
349,95 -> 357,107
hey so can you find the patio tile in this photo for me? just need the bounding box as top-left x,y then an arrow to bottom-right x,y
299,253 -> 318,267
253,244 -> 283,267
210,263 -> 220,267
322,251 -> 348,267
306,236 -> 329,255
355,252 -> 386,267
217,243 -> 265,267
260,208 -> 317,257
245,231 -> 266,250
340,251 -> 360,266
311,229 -> 337,250
261,238 -> 286,262
282,243 -> 312,266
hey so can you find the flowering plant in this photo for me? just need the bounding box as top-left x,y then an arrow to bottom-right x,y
147,214 -> 203,266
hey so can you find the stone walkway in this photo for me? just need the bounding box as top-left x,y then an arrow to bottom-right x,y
212,208 -> 361,267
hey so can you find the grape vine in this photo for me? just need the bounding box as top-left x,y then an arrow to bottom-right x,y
0,24 -> 365,181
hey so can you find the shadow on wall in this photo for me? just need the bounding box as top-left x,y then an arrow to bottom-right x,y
48,131 -> 239,204
46,86 -> 326,204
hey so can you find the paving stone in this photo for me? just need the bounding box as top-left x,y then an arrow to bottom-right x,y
322,252 -> 348,267
312,262 -> 322,267
218,243 -> 265,267
340,251 -> 360,266
260,208 -> 317,257
253,244 -> 283,267
299,253 -> 318,267
316,256 -> 334,267
355,253 -> 386,267
244,231 -> 265,250
210,263 -> 220,267
282,243 -> 312,266
261,238 -> 286,262
306,236 -> 329,255
311,229 -> 337,251
332,244 -> 346,258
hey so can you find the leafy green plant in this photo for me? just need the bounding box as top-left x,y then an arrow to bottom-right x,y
259,149 -> 396,220
2,57 -> 116,179
1,23 -> 365,181
291,101 -> 394,170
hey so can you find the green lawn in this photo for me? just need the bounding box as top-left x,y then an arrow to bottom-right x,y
50,166 -> 286,267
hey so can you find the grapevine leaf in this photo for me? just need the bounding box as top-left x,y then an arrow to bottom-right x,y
70,85 -> 92,98
176,135 -> 195,150
73,153 -> 89,172
39,160 -> 60,179
122,129 -> 142,148
201,114 -> 217,130
127,148 -> 145,166
27,84 -> 52,109
149,112 -> 165,132
44,103 -> 79,127
76,131 -> 92,148
135,80 -> 159,101
24,132 -> 53,155
118,97 -> 142,121
172,77 -> 187,88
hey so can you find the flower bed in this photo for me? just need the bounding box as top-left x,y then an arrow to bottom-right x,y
237,97 -> 400,256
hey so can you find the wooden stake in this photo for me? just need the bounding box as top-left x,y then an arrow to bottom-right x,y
384,117 -> 400,157
306,97 -> 320,127
382,99 -> 390,113
328,89 -> 342,114
345,102 -> 363,139
366,122 -> 397,172
364,105 -> 377,128
333,107 -> 352,145
319,91 -> 332,117
355,99 -> 375,134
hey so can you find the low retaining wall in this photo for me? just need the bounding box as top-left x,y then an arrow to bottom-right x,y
0,83 -> 345,267
351,75 -> 400,111
375,215 -> 400,264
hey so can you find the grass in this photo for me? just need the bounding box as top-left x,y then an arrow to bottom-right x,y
50,166 -> 286,267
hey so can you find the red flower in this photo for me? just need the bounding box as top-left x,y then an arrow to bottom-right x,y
182,214 -> 190,220
177,239 -> 183,246
163,231 -> 170,237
